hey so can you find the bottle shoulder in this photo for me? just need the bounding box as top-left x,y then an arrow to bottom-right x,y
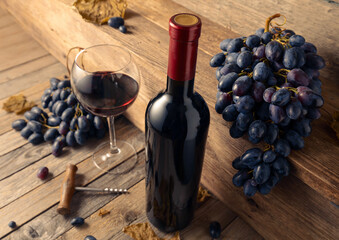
145,91 -> 210,135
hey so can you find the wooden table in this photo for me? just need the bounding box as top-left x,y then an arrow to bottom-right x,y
0,9 -> 263,240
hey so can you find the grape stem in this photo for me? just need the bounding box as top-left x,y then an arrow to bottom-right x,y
265,14 -> 281,33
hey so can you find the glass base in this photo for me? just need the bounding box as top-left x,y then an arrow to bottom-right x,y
93,140 -> 137,174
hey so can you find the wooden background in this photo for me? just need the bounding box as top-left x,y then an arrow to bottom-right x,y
0,0 -> 338,239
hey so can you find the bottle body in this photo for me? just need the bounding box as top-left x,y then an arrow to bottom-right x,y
145,78 -> 210,232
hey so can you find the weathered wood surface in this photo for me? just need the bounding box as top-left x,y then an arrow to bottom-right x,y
0,9 -> 262,240
0,0 -> 338,239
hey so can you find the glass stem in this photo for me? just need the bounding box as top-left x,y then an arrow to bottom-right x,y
107,116 -> 119,154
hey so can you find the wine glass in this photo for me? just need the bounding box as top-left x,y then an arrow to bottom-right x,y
70,44 -> 140,174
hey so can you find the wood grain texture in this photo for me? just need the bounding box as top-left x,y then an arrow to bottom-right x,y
0,117 -> 144,238
3,151 -> 146,240
0,0 -> 338,239
222,217 -> 263,240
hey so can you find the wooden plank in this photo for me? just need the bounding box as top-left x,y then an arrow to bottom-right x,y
1,0 -> 338,239
0,117 -> 144,238
222,217 -> 263,240
0,118 -> 144,209
57,181 -> 237,240
0,62 -> 65,100
0,8 -> 16,29
0,55 -> 57,84
3,151 -> 146,240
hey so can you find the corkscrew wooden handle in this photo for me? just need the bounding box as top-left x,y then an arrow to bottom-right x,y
57,163 -> 78,215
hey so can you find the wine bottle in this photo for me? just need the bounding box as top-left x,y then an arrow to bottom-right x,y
145,13 -> 210,232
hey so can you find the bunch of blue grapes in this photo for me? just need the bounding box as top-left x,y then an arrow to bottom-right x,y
12,77 -> 107,156
210,18 -> 325,197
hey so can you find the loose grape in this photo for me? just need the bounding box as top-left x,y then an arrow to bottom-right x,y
209,221 -> 221,239
37,167 -> 49,180
12,119 -> 27,131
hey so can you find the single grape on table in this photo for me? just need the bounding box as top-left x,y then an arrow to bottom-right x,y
210,14 -> 325,197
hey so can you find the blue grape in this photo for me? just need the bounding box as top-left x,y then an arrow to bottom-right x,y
295,47 -> 305,68
74,130 -> 87,145
84,236 -> 97,240
119,25 -> 127,33
215,92 -> 232,114
230,122 -> 245,138
48,116 -> 61,126
216,67 -> 222,81
308,78 -> 322,95
60,89 -> 71,100
27,120 -> 42,133
287,68 -> 311,86
272,157 -> 290,176
52,139 -> 64,156
253,62 -> 271,82
266,170 -> 281,188
8,221 -> 16,228
248,120 -> 267,140
265,41 -> 284,62
59,121 -> 70,135
220,39 -> 232,51
284,130 -> 304,150
251,81 -> 265,102
30,106 -> 43,115
253,45 -> 265,59
108,17 -> 124,28
50,77 -> 60,90
55,101 -> 68,117
86,113 -> 94,123
52,89 -> 61,103
28,133 -> 44,145
301,42 -> 317,54
261,32 -> 272,44
264,123 -> 279,145
243,179 -> 257,197
236,51 -> 252,68
279,116 -> 291,128
93,116 -> 104,130
255,28 -> 264,37
235,95 -> 255,114
57,80 -> 71,89
253,163 -> 271,184
233,169 -> 251,187
210,53 -> 225,67
306,108 -> 321,120
12,119 -> 27,131
42,95 -> 52,108
24,111 -> 40,121
67,93 -> 77,106
283,47 -> 298,69
232,76 -> 252,96
271,88 -> 291,107
44,128 -> 59,142
227,38 -> 244,52
21,126 -> 33,139
281,29 -> 295,38
70,117 -> 78,131
219,62 -> 241,75
218,72 -> 238,92
61,108 -> 75,123
246,35 -> 260,48
274,139 -> 291,157
232,156 -> 247,170
289,35 -> 305,47
248,136 -> 261,144
263,87 -> 275,103
222,104 -> 238,122
48,101 -> 54,112
292,118 -> 312,137
240,148 -> 262,168
66,131 -> 76,147
258,183 -> 271,195
236,112 -> 253,131
209,221 -> 221,239
55,135 -> 67,147
269,104 -> 286,123
233,95 -> 240,104
267,76 -> 278,86
225,52 -> 239,64
71,217 -> 85,227
262,150 -> 276,163
305,53 -> 325,69
286,99 -> 302,120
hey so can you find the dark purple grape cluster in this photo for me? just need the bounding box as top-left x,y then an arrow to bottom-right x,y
12,77 -> 107,157
210,22 -> 325,197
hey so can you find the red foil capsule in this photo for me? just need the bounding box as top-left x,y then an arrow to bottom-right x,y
167,13 -> 202,81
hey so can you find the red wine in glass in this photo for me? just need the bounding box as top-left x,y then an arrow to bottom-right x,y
73,71 -> 139,117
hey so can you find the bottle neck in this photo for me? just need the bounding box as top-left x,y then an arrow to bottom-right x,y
166,76 -> 194,97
